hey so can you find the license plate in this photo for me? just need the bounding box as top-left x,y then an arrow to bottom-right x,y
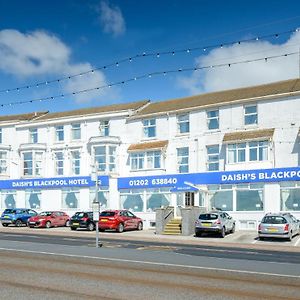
100,219 -> 108,222
73,222 -> 79,226
29,222 -> 35,224
202,223 -> 211,227
268,228 -> 278,232
4,216 -> 9,218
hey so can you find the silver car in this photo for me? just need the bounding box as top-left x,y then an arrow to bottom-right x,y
195,211 -> 235,238
258,213 -> 300,241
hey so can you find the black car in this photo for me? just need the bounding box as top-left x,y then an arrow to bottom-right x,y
69,211 -> 95,231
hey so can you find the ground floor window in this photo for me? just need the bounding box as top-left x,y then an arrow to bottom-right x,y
1,190 -> 16,209
146,189 -> 171,212
89,187 -> 109,210
25,190 -> 41,209
236,183 -> 264,211
120,189 -> 144,212
280,182 -> 300,211
208,185 -> 233,211
62,188 -> 80,209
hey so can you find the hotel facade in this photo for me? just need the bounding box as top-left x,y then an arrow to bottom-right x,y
0,78 -> 300,230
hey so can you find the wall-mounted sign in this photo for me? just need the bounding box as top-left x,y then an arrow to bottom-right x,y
118,167 -> 300,189
0,176 -> 109,190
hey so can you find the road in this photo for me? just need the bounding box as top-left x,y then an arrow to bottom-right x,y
0,231 -> 300,299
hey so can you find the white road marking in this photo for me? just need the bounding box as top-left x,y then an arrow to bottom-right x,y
0,246 -> 299,279
294,236 -> 300,247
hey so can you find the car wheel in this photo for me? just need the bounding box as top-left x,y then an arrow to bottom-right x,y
65,220 -> 70,227
70,227 -> 76,231
220,227 -> 226,238
259,237 -> 265,241
230,224 -> 236,234
288,231 -> 293,241
45,221 -> 51,229
15,219 -> 23,227
137,222 -> 143,231
117,223 -> 124,233
2,223 -> 8,227
88,222 -> 95,231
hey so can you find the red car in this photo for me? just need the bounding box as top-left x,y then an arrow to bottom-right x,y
98,210 -> 143,233
28,211 -> 70,228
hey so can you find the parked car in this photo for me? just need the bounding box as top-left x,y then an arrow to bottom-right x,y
1,208 -> 37,227
69,211 -> 95,231
258,212 -> 300,241
195,211 -> 235,238
27,211 -> 70,228
98,210 -> 143,233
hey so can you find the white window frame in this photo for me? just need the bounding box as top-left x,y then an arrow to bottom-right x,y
22,151 -> 43,176
207,145 -> 219,171
227,143 -> 246,163
177,147 -> 189,173
71,150 -> 80,175
99,120 -> 110,136
29,128 -> 38,143
71,123 -> 81,140
249,141 -> 268,161
54,151 -> 64,175
244,104 -> 258,125
130,150 -> 162,170
0,128 -> 2,144
94,145 -> 117,173
143,119 -> 156,138
177,114 -> 190,134
55,125 -> 64,142
0,150 -> 8,175
207,109 -> 219,130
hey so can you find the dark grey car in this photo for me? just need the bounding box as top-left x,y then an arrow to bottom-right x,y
195,211 -> 235,238
258,213 -> 300,241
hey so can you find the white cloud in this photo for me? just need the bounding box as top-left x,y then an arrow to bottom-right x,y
0,29 -> 117,103
97,1 -> 126,37
177,31 -> 300,94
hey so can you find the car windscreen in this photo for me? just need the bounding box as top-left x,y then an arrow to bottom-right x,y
3,209 -> 16,214
262,216 -> 287,224
199,214 -> 218,220
73,212 -> 87,218
39,212 -> 52,216
100,211 -> 115,217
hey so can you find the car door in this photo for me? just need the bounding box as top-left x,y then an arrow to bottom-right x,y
223,213 -> 232,231
119,211 -> 130,229
126,211 -> 138,228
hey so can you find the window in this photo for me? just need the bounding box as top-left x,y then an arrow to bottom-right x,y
280,182 -> 300,211
71,150 -> 80,175
29,128 -> 38,143
207,110 -> 219,130
89,187 -> 109,210
120,189 -> 144,212
23,151 -> 43,176
0,151 -> 7,175
99,120 -> 109,136
143,119 -> 156,138
236,184 -> 264,211
94,145 -> 116,172
1,190 -> 16,209
208,185 -> 233,211
71,123 -> 81,140
55,151 -> 64,175
177,114 -> 189,134
146,188 -> 171,212
25,190 -> 41,209
227,143 -> 246,163
0,128 -> 2,143
207,145 -> 219,171
249,141 -> 268,161
227,141 -> 269,164
244,105 -> 257,125
130,151 -> 161,170
177,147 -> 189,173
62,188 -> 79,209
55,125 -> 64,142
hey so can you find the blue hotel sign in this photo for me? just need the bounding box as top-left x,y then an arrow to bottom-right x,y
118,167 -> 300,190
0,176 -> 109,190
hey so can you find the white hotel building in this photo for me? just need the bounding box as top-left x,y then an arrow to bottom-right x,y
0,78 -> 300,230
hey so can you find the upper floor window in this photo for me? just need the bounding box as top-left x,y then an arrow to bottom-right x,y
0,151 -> 7,175
130,150 -> 161,170
244,105 -> 257,125
0,128 -> 2,144
23,151 -> 43,176
177,114 -> 189,134
29,128 -> 38,143
71,123 -> 81,140
207,145 -> 219,171
207,110 -> 219,130
94,145 -> 116,173
55,151 -> 64,175
143,119 -> 156,138
55,125 -> 64,142
71,150 -> 80,175
99,120 -> 110,136
177,147 -> 189,173
227,140 -> 268,164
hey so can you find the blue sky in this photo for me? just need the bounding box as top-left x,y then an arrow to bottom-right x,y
0,0 -> 300,115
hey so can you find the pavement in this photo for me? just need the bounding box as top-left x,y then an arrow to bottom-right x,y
1,225 -> 300,252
